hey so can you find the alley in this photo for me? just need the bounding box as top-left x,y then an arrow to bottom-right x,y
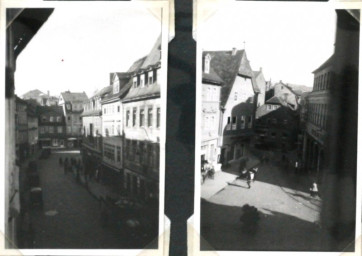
201,152 -> 326,251
29,149 -> 127,249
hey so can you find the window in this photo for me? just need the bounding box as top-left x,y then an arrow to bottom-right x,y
133,77 -> 137,88
49,126 -> 54,133
104,108 -> 106,114
67,126 -> 71,133
148,108 -> 153,127
50,116 -> 54,122
41,115 -> 47,122
148,71 -> 154,85
117,124 -> 121,135
105,128 -> 109,137
247,116 -> 252,128
232,116 -> 237,130
234,92 -> 238,101
39,127 -> 44,134
57,126 -> 63,133
117,106 -> 120,112
126,110 -> 130,127
240,116 -> 245,129
133,108 -> 137,127
113,76 -> 120,94
56,116 -> 61,122
227,116 -> 231,130
140,75 -> 144,87
156,108 -> 160,128
140,109 -> 145,126
117,146 -> 121,162
104,144 -> 115,162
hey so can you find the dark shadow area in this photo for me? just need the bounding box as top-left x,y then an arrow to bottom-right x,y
201,199 -> 334,251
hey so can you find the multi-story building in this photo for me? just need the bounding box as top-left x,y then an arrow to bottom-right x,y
99,73 -> 133,191
203,48 -> 259,165
22,89 -> 59,106
15,96 -> 29,161
37,105 -> 66,148
122,36 -> 161,202
81,85 -> 111,178
58,91 -> 88,148
201,53 -> 223,170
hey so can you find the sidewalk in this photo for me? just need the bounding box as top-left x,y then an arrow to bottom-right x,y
78,174 -> 120,201
201,171 -> 237,200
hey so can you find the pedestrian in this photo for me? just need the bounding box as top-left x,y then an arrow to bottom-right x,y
246,171 -> 252,189
251,167 -> 258,182
295,161 -> 299,174
310,182 -> 319,197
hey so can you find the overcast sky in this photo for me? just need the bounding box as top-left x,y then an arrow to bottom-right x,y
200,2 -> 337,87
15,6 -> 161,98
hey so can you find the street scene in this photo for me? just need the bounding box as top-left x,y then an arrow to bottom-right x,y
6,7 -> 163,249
200,6 -> 359,252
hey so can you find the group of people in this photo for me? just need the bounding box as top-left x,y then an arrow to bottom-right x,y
59,157 -> 84,183
239,166 -> 258,189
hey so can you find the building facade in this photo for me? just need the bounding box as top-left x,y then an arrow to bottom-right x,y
58,91 -> 88,148
15,96 -> 29,162
37,105 -> 66,148
201,54 -> 223,170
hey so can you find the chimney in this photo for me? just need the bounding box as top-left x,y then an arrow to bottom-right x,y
232,47 -> 237,56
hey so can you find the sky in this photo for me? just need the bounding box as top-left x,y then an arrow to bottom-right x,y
200,2 -> 337,87
15,6 -> 161,98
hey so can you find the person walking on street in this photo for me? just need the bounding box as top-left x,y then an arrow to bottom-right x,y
310,182 -> 319,197
246,171 -> 252,189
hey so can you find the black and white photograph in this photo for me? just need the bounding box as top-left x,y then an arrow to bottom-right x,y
194,1 -> 360,254
3,1 -> 168,254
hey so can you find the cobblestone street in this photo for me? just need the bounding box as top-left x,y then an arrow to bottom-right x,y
201,152 -> 325,251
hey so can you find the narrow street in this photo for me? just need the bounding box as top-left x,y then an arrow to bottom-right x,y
201,151 -> 326,251
28,149 -> 126,249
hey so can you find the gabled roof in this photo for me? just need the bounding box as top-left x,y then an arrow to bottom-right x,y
102,73 -> 133,103
60,91 -> 88,103
203,49 -> 255,107
313,55 -> 334,73
202,67 -> 224,85
140,34 -> 161,69
127,57 -> 147,73
266,96 -> 284,105
285,84 -> 312,96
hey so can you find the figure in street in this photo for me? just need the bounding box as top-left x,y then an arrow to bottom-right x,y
310,182 -> 319,197
246,171 -> 252,189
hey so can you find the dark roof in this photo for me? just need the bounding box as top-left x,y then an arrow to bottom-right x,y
92,85 -> 112,98
313,55 -> 334,73
140,35 -> 161,69
203,49 -> 255,107
266,96 -> 283,105
61,91 -> 88,103
102,73 -> 133,103
36,105 -> 64,116
202,67 -> 224,85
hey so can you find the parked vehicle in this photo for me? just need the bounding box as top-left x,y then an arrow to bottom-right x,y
29,187 -> 43,208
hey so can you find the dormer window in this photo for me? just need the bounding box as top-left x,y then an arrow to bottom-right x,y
204,54 -> 211,74
113,75 -> 120,94
140,74 -> 145,88
148,70 -> 154,85
133,76 -> 137,88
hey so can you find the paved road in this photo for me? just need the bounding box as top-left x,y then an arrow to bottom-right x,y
29,150 -> 131,249
201,160 -> 326,251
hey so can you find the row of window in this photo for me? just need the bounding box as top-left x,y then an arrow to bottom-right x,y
39,126 -> 63,134
307,103 -> 328,129
132,69 -> 157,88
314,72 -> 333,91
266,105 -> 279,111
203,114 -> 217,131
103,104 -> 121,115
124,139 -> 160,170
203,86 -> 219,102
104,124 -> 121,137
41,115 -> 63,123
126,107 -> 161,128
226,115 -> 252,130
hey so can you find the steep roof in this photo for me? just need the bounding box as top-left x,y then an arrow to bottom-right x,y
266,96 -> 284,105
285,84 -> 312,96
127,57 -> 147,73
313,54 -> 334,73
61,91 -> 88,103
140,34 -> 161,69
202,67 -> 224,85
203,49 -> 255,107
102,73 -> 133,103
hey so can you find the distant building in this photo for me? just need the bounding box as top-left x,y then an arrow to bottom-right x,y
201,54 -> 223,170
203,48 -> 259,165
22,89 -> 58,106
58,91 -> 88,147
81,85 -> 111,179
37,105 -> 66,148
26,101 -> 38,155
253,68 -> 267,108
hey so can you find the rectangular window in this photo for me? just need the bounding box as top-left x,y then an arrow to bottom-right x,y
49,126 -> 54,133
247,116 -> 252,128
240,116 -> 245,129
117,105 -> 120,112
67,126 -> 71,133
57,126 -> 63,133
104,144 -> 115,162
140,109 -> 145,127
39,127 -> 44,134
133,77 -> 137,88
56,116 -> 61,122
234,92 -> 238,101
232,116 -> 237,130
126,109 -> 130,127
133,107 -> 137,127
149,71 -> 154,85
156,108 -> 160,128
50,116 -> 54,122
148,108 -> 153,127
